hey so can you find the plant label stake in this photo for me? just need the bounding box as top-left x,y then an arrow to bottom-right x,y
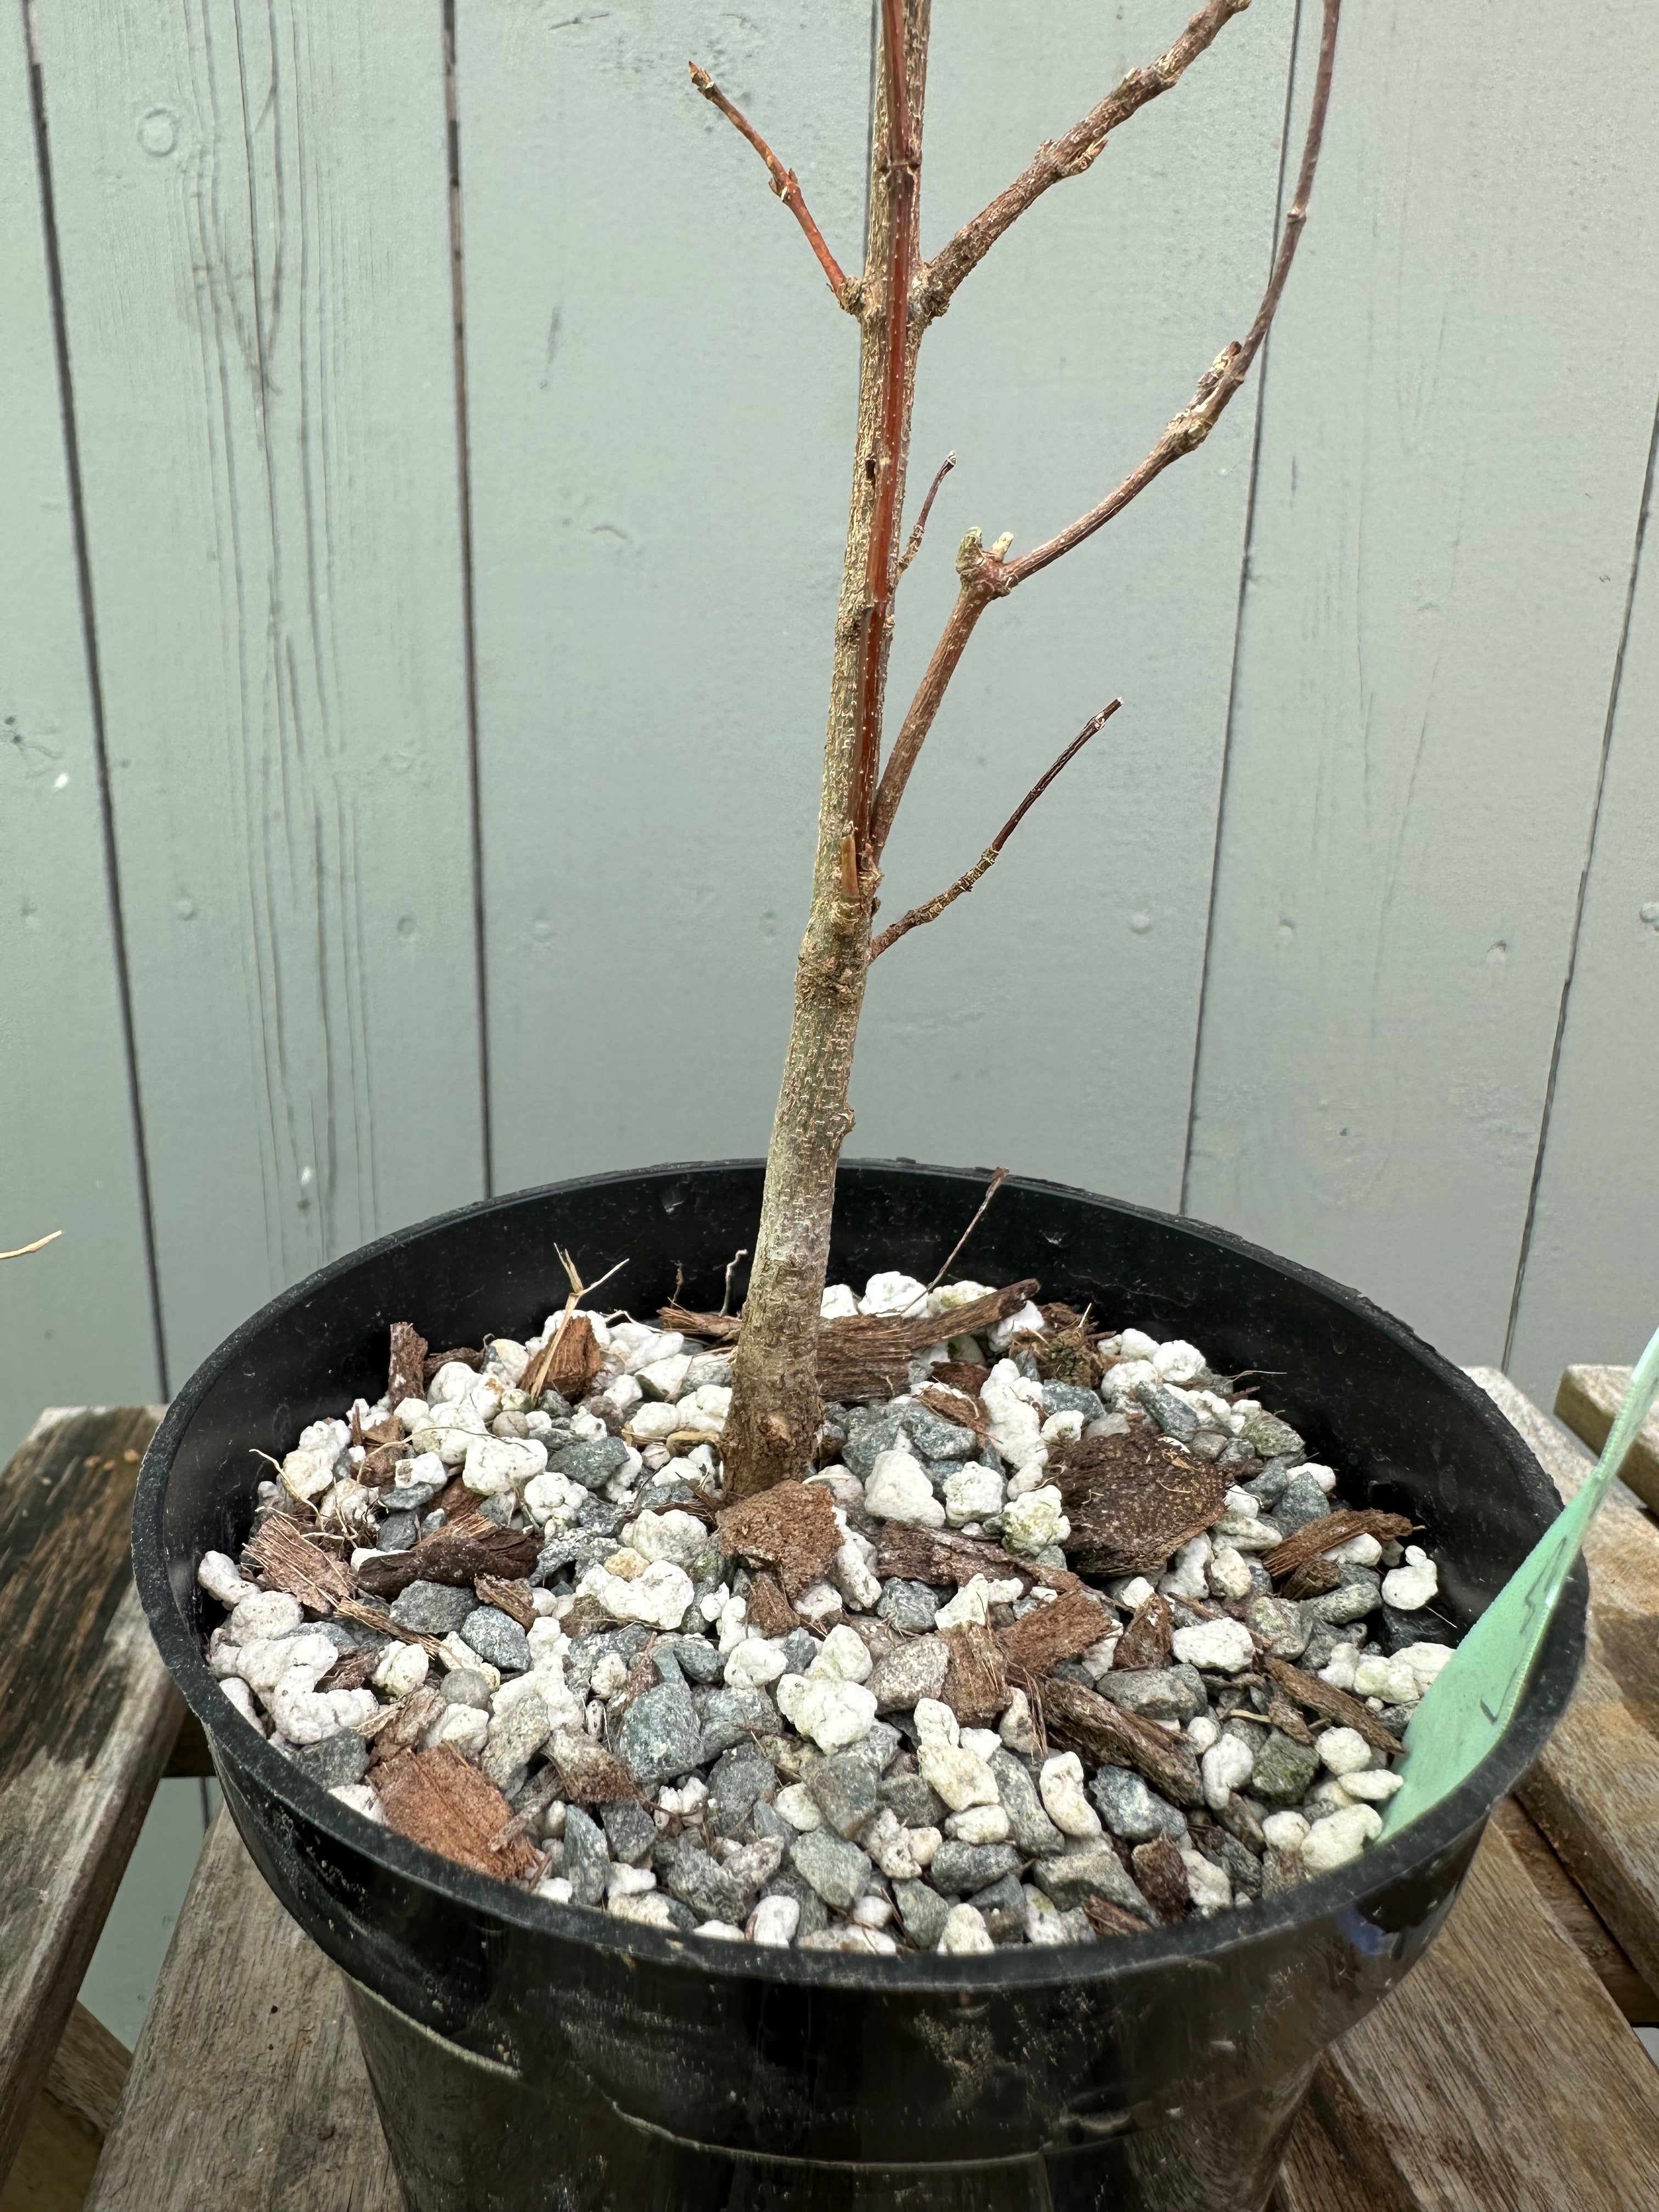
1382,1325 -> 1659,1837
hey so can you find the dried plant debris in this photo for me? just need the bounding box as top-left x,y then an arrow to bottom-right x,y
661,1280 -> 1039,1404
377,1746 -> 540,1881
387,1324 -> 428,1417
354,1512 -> 539,1600
194,1288 -> 1459,1954
940,1622 -> 1011,1726
994,1587 -> 1114,1677
241,1515 -> 352,1615
1112,1590 -> 1173,1673
1051,1430 -> 1228,1578
1261,1509 -> 1414,1584
717,1481 -> 842,1600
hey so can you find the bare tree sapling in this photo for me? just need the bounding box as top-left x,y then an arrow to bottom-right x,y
692,0 -> 1342,1504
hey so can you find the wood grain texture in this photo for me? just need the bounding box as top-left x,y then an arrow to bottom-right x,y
0,1408 -> 176,2185
31,0 -> 484,1384
1185,0 -> 1659,1369
1,2005 -> 134,2212
1470,1367 -> 1659,1999
46,2004 -> 133,2140
0,3 -> 159,1465
1554,1361 -> 1659,1518
1492,1797 -> 1658,2027
460,0 -> 872,1194
1308,1821 -> 1659,2212
0,2091 -> 101,2212
1506,489 -> 1659,1407
86,1810 -> 400,2212
860,0 -> 1293,1205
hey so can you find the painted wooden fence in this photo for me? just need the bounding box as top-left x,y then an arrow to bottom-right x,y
4,0 -> 1656,1460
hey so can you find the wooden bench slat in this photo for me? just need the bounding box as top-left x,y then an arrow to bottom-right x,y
1470,1367 -> 1659,1995
0,1407 -> 176,2186
1280,1822 -> 1659,2212
1555,1362 -> 1659,1516
1492,1797 -> 1658,2024
87,1810 -> 400,2212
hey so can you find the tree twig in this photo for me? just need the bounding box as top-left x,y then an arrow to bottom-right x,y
898,452 -> 956,577
870,699 -> 1119,958
1001,0 -> 1341,586
927,1167 -> 1009,1290
0,1231 -> 63,1261
870,0 -> 1339,854
871,529 -> 1009,857
917,0 -> 1255,323
689,64 -> 857,309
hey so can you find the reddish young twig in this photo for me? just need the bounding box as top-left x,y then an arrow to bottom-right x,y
898,451 -> 957,577
1003,0 -> 1341,585
689,64 -> 856,309
869,699 -> 1120,958
917,0 -> 1255,324
872,0 -> 1340,854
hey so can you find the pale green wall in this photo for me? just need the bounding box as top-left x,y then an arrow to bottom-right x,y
5,0 -> 1657,1463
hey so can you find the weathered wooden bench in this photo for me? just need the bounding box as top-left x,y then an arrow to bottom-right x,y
3,1373 -> 1657,2210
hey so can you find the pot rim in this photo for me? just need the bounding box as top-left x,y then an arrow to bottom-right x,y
133,1156 -> 1586,1995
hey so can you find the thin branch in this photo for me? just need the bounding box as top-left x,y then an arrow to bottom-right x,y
917,0 -> 1255,323
992,698 -> 1120,842
897,450 -> 957,577
871,529 -> 1008,857
689,64 -> 856,309
1003,0 -> 1341,586
927,1167 -> 1008,1290
870,0 -> 1339,864
0,1230 -> 63,1261
869,699 -> 1120,958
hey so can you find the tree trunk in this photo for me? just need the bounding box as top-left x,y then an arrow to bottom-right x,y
720,1 -> 930,1503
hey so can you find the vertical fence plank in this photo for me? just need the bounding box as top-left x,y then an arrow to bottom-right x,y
1184,0 -> 1659,1365
31,0 -> 482,1380
462,1 -> 1291,1211
0,1 -> 159,1455
1508,443 -> 1659,1401
459,0 -> 872,1196
860,0 -> 1293,1204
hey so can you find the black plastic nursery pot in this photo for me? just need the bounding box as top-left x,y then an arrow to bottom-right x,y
133,1160 -> 1585,2212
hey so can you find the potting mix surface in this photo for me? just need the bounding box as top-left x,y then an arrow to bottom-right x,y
195,1275 -> 1459,1954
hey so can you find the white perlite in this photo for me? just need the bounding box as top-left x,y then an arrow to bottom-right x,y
915,1699 -> 999,1812
583,1557 -> 695,1631
1316,1728 -> 1374,1778
1181,1850 -> 1231,1913
1000,1486 -> 1069,1556
776,1673 -> 877,1753
1381,1545 -> 1439,1611
939,1904 -> 995,1955
864,1447 -> 945,1528
1039,1753 -> 1102,1838
1301,1803 -> 1383,1873
1201,1736 -> 1255,1812
1172,1617 -> 1255,1674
